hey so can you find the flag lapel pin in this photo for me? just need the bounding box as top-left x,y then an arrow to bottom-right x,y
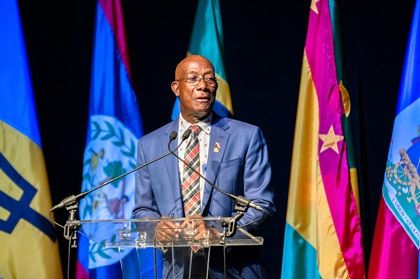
213,142 -> 221,153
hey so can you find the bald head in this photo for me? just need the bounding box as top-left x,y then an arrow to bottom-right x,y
171,55 -> 217,123
174,55 -> 214,80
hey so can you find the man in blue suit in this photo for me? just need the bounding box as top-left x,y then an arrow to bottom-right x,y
133,55 -> 275,278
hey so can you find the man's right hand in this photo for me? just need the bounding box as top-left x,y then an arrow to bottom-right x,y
154,217 -> 181,242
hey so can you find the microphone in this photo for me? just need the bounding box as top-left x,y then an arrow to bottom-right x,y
168,128 -> 264,212
50,131 -> 183,212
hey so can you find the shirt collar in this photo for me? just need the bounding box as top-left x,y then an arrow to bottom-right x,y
179,113 -> 212,135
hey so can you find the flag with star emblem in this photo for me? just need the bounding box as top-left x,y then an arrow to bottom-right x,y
0,0 -> 62,277
171,0 -> 233,120
369,0 -> 420,277
281,0 -> 365,278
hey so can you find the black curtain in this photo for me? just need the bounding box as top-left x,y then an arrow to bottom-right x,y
17,0 -> 415,277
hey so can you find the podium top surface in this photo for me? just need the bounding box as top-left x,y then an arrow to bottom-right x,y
77,217 -> 263,248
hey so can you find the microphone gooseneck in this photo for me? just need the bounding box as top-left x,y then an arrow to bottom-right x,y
50,131 -> 193,250
50,131 -> 185,212
168,128 -> 264,212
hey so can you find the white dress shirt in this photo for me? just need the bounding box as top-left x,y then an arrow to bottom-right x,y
177,114 -> 212,206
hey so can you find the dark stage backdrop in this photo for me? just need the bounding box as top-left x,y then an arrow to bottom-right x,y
17,0 -> 415,277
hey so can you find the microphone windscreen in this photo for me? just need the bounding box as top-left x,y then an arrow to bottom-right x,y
169,131 -> 178,141
182,128 -> 191,140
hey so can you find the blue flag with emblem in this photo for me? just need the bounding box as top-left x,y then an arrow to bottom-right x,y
368,0 -> 420,277
76,0 -> 159,278
171,0 -> 233,120
0,0 -> 62,278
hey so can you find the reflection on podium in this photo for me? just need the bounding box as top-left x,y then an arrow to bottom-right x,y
77,217 -> 263,278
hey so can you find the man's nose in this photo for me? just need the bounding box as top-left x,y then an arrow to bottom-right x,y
195,77 -> 208,90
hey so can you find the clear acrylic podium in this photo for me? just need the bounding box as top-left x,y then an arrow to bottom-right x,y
77,217 -> 263,279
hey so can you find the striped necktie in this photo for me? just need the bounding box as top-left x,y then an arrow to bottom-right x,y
182,125 -> 201,216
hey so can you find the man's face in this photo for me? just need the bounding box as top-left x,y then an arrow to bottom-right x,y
171,57 -> 217,123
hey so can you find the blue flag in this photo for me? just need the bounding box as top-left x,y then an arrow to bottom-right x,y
0,0 -> 62,277
76,0 -> 158,278
369,0 -> 420,277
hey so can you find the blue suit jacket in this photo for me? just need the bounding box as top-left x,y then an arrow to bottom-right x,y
133,115 -> 275,278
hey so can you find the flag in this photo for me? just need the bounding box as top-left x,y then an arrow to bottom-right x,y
281,0 -> 365,278
368,0 -> 420,277
171,0 -> 233,120
0,0 -> 63,278
76,0 -> 158,278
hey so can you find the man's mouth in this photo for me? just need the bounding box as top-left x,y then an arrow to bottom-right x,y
195,96 -> 211,103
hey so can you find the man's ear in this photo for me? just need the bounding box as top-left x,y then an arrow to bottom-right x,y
171,81 -> 179,97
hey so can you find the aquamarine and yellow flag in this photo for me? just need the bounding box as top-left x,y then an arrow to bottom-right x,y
281,0 -> 365,278
0,0 -> 63,278
171,0 -> 233,119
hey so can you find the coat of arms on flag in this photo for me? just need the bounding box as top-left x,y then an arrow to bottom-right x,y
383,112 -> 420,245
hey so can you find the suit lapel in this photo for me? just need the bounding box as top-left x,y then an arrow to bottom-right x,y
202,117 -> 230,212
163,120 -> 184,216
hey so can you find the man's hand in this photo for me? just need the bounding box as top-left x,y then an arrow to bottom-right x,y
155,217 -> 181,242
180,215 -> 222,240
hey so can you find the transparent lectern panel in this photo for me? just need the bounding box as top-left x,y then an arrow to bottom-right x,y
77,217 -> 263,279
79,217 -> 263,248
